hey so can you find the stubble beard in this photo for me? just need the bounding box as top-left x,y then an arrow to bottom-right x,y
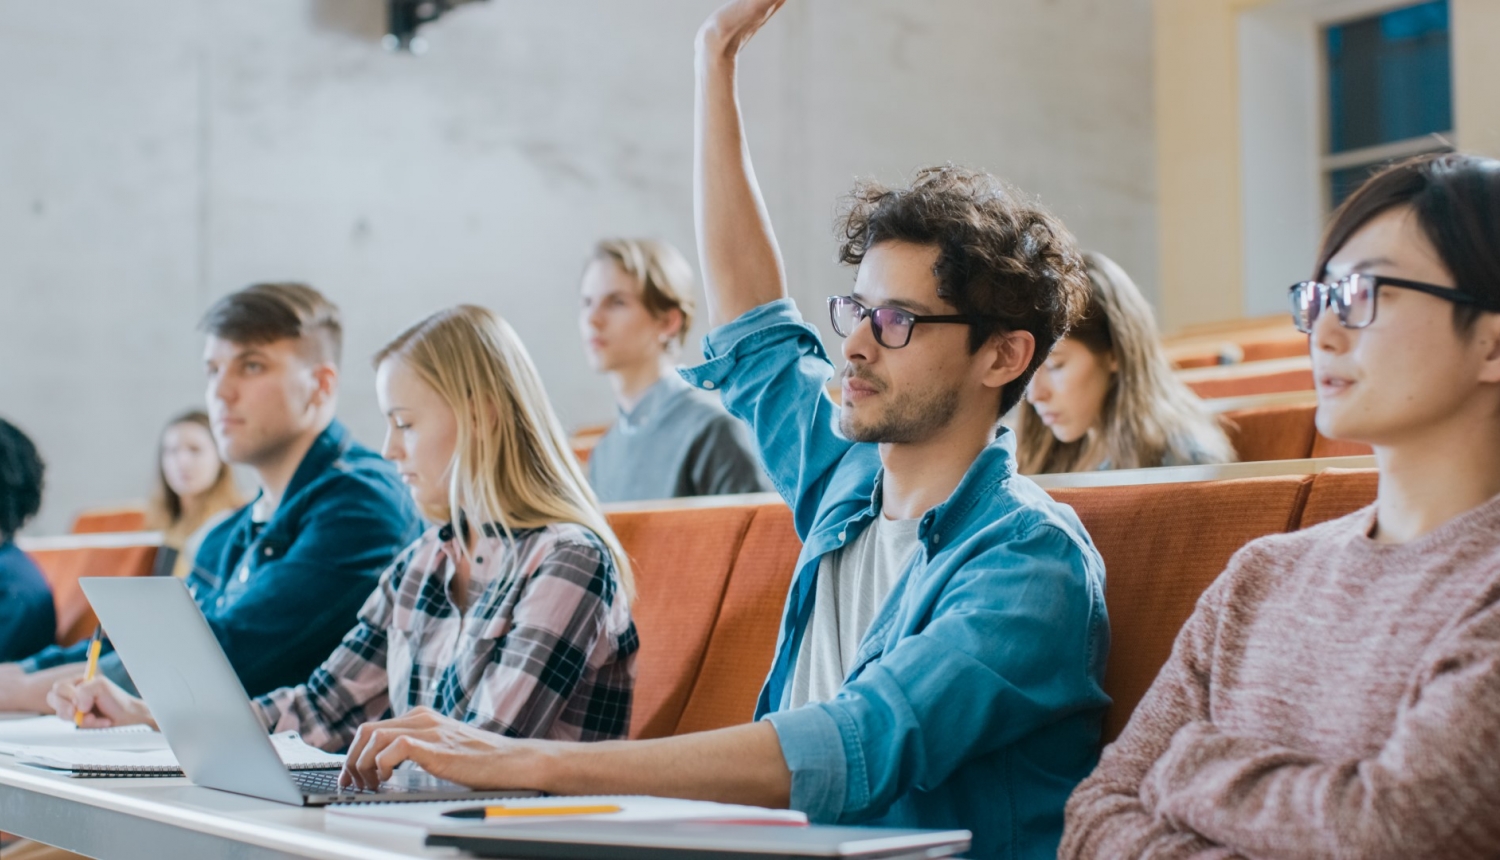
839,376 -> 962,444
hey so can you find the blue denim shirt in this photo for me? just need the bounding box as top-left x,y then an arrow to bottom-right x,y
680,300 -> 1110,860
24,420 -> 422,698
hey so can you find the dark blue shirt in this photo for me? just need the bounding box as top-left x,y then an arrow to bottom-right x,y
23,421 -> 422,697
0,540 -> 55,663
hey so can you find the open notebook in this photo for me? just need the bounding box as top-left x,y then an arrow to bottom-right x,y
14,730 -> 343,777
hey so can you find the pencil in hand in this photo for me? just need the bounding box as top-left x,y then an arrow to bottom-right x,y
74,625 -> 105,728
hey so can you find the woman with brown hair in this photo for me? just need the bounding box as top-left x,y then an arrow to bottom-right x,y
145,410 -> 243,578
1017,252 -> 1234,473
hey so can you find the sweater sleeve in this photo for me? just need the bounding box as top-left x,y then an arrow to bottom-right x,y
1141,598 -> 1500,860
1061,565 -> 1242,860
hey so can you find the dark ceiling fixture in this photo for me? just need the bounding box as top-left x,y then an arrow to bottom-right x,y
384,0 -> 488,54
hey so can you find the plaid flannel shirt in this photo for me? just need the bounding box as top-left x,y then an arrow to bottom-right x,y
252,521 -> 638,750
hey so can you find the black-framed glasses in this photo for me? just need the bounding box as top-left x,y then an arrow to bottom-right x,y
827,295 -> 974,349
1288,274 -> 1500,334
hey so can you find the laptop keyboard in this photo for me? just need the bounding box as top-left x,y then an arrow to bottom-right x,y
292,769 -> 383,796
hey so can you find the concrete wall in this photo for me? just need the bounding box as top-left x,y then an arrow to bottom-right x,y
0,0 -> 1157,535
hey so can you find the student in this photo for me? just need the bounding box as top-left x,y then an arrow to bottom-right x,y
580,237 -> 770,502
1017,252 -> 1235,472
0,282 -> 420,709
146,409 -> 245,579
53,305 -> 638,747
1062,153 -> 1500,857
0,418 -> 55,663
335,2 -> 1108,858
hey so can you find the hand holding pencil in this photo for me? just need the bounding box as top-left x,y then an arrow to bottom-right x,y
74,625 -> 105,727
45,632 -> 159,731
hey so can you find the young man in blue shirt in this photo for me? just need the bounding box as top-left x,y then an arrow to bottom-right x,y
0,283 -> 420,707
336,2 -> 1109,856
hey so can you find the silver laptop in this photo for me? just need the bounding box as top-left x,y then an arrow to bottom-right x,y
426,821 -> 972,859
80,576 -> 540,806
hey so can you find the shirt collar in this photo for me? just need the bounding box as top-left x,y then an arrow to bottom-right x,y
616,373 -> 691,433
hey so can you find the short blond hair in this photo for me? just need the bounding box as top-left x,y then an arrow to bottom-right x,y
592,238 -> 697,347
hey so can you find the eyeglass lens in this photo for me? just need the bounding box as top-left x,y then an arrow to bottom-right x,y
1291,275 -> 1377,333
829,298 -> 915,348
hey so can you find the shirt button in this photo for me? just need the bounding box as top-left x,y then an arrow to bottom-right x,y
263,547 -> 274,557
837,531 -> 846,541
701,380 -> 716,390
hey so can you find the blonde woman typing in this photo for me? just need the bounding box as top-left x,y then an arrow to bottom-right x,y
1017,253 -> 1234,472
52,305 -> 638,748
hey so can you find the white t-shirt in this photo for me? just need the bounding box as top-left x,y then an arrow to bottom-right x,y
788,513 -> 922,708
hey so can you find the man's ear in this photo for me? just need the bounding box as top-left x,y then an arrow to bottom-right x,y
659,308 -> 686,348
309,363 -> 340,408
980,330 -> 1036,391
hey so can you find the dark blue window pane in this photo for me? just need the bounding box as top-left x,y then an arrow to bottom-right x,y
1326,0 -> 1451,154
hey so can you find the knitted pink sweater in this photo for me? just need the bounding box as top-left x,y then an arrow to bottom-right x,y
1062,493 -> 1500,859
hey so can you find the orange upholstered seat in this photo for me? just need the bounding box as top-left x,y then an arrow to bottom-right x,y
1221,403 -> 1318,462
25,535 -> 161,646
1048,476 -> 1313,743
70,506 -> 149,535
1298,468 -> 1379,528
676,504 -> 802,734
608,504 -> 759,739
1310,433 -> 1373,459
1184,366 -> 1314,399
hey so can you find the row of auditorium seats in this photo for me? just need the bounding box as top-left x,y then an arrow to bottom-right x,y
21,458 -> 1376,746
1163,316 -> 1309,369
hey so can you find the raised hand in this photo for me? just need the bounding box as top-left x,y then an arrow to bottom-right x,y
697,0 -> 790,60
47,675 -> 155,730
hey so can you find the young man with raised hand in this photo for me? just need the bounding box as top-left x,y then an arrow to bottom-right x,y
0,282 -> 420,709
335,2 -> 1108,857
1062,155 -> 1500,858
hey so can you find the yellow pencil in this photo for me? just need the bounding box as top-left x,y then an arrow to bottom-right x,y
441,803 -> 623,820
74,625 -> 104,728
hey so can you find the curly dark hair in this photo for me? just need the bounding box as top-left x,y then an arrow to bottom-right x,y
0,417 -> 45,541
837,165 -> 1090,416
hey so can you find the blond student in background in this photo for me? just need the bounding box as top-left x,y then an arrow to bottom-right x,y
1017,252 -> 1235,472
580,238 -> 769,502
146,409 -> 244,579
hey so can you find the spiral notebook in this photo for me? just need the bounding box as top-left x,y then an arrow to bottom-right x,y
15,731 -> 343,777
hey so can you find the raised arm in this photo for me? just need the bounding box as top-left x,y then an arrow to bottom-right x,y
694,0 -> 790,327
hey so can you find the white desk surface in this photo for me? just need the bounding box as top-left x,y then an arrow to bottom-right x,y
0,754 -> 463,860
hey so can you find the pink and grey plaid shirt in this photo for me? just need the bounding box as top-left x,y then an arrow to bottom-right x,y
252,520 -> 637,750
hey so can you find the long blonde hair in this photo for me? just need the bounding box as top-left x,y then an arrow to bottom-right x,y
375,305 -> 635,600
1017,253 -> 1235,473
146,409 -> 244,548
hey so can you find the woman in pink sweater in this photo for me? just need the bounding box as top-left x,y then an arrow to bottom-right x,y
1062,152 -> 1500,859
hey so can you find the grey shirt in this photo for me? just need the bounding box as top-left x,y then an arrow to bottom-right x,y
788,513 -> 923,708
588,373 -> 771,504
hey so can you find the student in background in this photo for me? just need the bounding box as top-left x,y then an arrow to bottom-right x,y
0,418 -> 55,663
146,409 -> 244,579
54,305 -> 638,747
334,2 -> 1108,857
580,237 -> 769,502
0,282 -> 420,711
1017,252 -> 1234,472
1063,153 -> 1500,857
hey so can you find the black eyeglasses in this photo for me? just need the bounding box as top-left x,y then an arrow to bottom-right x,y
1288,274 -> 1500,334
827,295 -> 975,349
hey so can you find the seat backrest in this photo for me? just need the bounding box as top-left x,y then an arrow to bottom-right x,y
24,534 -> 161,645
1298,468 -> 1379,529
70,506 -> 149,535
676,504 -> 802,735
607,505 -> 758,739
1184,366 -> 1314,399
1221,403 -> 1318,462
1309,433 -> 1373,459
1047,475 -> 1313,743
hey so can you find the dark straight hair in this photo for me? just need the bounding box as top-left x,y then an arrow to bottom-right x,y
0,417 -> 44,542
1315,153 -> 1500,331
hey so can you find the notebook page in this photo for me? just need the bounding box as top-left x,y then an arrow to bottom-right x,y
326,795 -> 808,831
14,731 -> 345,774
